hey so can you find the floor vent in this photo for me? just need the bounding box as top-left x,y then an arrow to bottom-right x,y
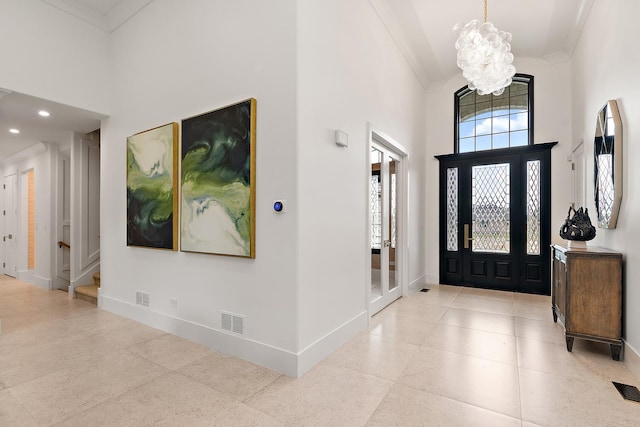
136,291 -> 150,307
613,382 -> 640,403
420,288 -> 431,293
221,312 -> 244,335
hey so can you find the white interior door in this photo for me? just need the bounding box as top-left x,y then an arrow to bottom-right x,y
57,153 -> 71,288
3,173 -> 18,277
370,143 -> 402,314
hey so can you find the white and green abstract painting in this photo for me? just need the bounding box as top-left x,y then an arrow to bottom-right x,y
127,123 -> 178,250
180,99 -> 256,258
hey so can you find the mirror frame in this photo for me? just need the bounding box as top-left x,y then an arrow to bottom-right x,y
594,99 -> 623,228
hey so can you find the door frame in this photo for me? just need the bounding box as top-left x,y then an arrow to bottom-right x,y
55,150 -> 71,290
436,142 -> 557,294
571,140 -> 586,210
366,124 -> 409,315
3,172 -> 18,277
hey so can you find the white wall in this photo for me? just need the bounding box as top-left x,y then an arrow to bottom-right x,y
101,0 -> 301,374
571,0 -> 640,366
296,0 -> 428,362
0,0 -> 110,291
0,143 -> 58,289
424,58 -> 573,283
0,0 -> 111,114
104,0 -> 427,376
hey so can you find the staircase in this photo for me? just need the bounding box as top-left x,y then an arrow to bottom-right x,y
74,272 -> 100,304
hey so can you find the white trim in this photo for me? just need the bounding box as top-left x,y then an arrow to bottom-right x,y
16,270 -> 52,290
80,138 -> 100,269
101,295 -> 367,378
33,274 -> 52,290
101,296 -> 369,378
101,295 -> 300,377
409,274 -> 427,291
624,340 -> 640,382
425,273 -> 440,286
296,310 -> 368,377
370,127 -> 408,156
366,123 -> 409,317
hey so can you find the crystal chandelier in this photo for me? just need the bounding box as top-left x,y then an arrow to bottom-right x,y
454,0 -> 516,96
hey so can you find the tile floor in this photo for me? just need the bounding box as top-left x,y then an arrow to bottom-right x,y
1,275 -> 639,426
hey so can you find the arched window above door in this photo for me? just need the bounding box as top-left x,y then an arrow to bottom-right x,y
454,74 -> 534,154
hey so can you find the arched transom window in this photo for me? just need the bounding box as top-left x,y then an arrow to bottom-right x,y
454,74 -> 534,153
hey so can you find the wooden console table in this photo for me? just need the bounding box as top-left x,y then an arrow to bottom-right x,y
551,244 -> 623,360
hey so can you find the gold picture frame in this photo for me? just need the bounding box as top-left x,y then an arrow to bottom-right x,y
126,122 -> 179,250
180,99 -> 256,258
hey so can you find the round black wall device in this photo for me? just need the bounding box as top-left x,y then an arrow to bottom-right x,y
273,201 -> 284,212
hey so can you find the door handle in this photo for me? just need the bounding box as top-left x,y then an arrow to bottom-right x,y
8,234 -> 12,239
463,224 -> 473,249
383,240 -> 391,248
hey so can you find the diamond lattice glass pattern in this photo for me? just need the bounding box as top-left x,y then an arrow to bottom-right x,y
446,168 -> 459,251
370,175 -> 381,249
526,160 -> 541,255
472,163 -> 510,253
597,154 -> 614,227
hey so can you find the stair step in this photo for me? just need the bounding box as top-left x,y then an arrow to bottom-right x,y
75,284 -> 99,304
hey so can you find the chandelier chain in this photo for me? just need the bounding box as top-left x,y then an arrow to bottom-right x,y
484,0 -> 488,23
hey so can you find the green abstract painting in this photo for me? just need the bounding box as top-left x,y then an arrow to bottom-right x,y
180,99 -> 256,258
127,123 -> 178,250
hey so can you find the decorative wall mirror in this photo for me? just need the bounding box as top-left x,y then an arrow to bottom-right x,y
594,99 -> 622,228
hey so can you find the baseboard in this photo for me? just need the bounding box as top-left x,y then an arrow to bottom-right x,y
99,294 -> 368,378
296,310 -> 368,377
52,277 -> 71,292
425,273 -> 439,286
33,274 -> 52,290
16,270 -> 51,290
624,340 -> 640,381
409,274 -> 427,291
100,295 -> 299,377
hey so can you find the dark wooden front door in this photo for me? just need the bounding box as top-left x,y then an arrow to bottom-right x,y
436,143 -> 556,294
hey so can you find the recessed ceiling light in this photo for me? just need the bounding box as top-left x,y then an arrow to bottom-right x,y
9,128 -> 20,134
38,110 -> 50,117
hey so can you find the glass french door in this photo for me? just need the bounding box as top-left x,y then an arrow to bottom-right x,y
437,143 -> 555,294
370,144 -> 402,313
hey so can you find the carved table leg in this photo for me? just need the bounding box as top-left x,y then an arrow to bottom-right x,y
566,336 -> 574,352
610,344 -> 622,361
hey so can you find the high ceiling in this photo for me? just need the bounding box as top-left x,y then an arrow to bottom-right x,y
373,0 -> 594,91
0,0 -> 594,161
41,0 -> 153,32
0,0 -> 151,162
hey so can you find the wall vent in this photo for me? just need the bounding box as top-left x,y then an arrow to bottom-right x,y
221,311 -> 244,335
136,291 -> 150,307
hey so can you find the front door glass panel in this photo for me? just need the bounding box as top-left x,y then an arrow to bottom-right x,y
526,160 -> 541,255
472,163 -> 510,253
446,168 -> 459,251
